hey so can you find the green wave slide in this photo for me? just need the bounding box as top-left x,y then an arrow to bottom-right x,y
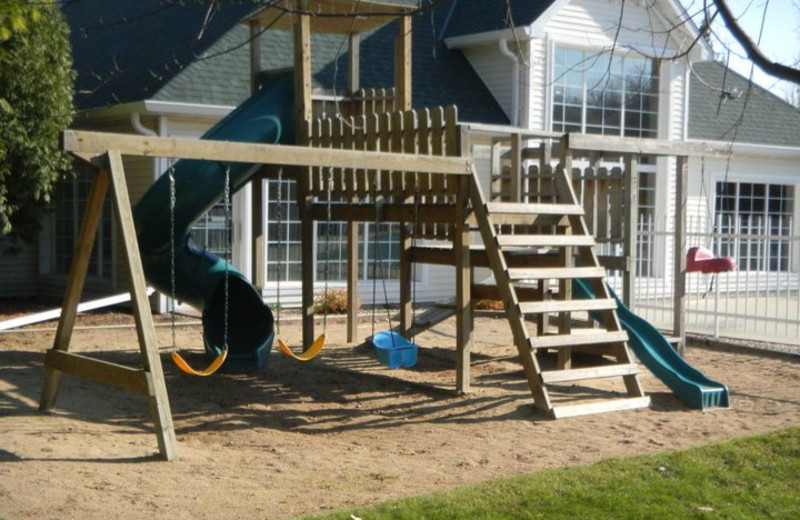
573,279 -> 730,409
133,70 -> 295,371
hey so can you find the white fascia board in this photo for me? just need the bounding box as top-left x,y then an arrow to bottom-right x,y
142,100 -> 236,117
445,27 -> 534,49
686,139 -> 800,159
77,100 -> 236,121
663,0 -> 713,59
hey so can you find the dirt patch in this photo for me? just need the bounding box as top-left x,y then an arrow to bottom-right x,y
1,307 -> 799,520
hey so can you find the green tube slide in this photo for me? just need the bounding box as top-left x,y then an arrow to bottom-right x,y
573,279 -> 730,410
133,70 -> 295,371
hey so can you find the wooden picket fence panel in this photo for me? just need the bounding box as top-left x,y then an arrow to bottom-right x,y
306,105 -> 463,239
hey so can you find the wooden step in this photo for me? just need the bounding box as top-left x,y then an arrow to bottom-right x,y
550,396 -> 651,419
508,266 -> 606,280
410,245 -> 562,269
518,298 -> 616,315
529,330 -> 629,349
472,283 -> 541,302
540,363 -> 639,384
497,234 -> 595,248
487,202 -> 584,216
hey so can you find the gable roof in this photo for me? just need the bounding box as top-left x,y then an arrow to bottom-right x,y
63,0 -> 259,110
444,0 -> 557,38
688,61 -> 800,148
64,0 -> 508,124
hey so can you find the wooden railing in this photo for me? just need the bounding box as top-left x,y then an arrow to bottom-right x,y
305,105 -> 466,239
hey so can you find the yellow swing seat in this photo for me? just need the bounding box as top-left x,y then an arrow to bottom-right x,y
171,347 -> 228,377
276,334 -> 326,362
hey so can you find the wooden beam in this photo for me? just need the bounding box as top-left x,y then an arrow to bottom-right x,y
346,221 -> 359,343
551,396 -> 650,419
294,7 -> 312,132
246,0 -> 414,35
454,175 -> 472,394
106,150 -> 177,461
394,15 -> 412,111
252,174 -> 265,290
40,166 -> 110,411
510,132 -> 522,201
564,133 -> 735,158
310,202 -> 458,223
62,130 -> 472,176
622,155 -> 638,306
348,32 -> 360,94
44,350 -> 150,396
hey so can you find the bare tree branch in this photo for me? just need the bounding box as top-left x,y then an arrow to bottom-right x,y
713,0 -> 800,85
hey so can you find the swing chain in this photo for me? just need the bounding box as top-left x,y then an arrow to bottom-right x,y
275,167 -> 283,337
322,167 -> 333,331
168,162 -> 177,351
223,163 -> 231,351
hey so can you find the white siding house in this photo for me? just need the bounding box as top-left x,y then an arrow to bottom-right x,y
5,0 -> 800,320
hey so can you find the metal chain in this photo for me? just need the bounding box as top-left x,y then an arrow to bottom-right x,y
275,168 -> 283,337
323,167 -> 332,332
223,164 -> 231,351
411,186 -> 420,345
168,164 -> 177,350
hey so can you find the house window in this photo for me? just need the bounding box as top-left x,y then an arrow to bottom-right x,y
266,179 -> 302,282
552,48 -> 659,137
53,163 -> 113,278
715,181 -> 793,271
189,204 -> 231,261
636,158 -> 657,277
265,179 -> 399,283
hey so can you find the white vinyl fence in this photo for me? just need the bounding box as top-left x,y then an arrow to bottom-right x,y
629,214 -> 800,345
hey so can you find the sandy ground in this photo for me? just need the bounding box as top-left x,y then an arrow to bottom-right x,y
1,305 -> 799,520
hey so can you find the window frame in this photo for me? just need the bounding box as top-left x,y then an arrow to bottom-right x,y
550,46 -> 660,139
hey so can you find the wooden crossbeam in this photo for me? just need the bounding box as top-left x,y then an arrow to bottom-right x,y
44,350 -> 150,396
62,130 -> 472,176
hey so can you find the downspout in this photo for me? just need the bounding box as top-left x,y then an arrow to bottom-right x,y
499,38 -> 519,126
131,111 -> 158,137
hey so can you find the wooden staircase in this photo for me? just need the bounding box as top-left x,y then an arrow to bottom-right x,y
468,166 -> 650,418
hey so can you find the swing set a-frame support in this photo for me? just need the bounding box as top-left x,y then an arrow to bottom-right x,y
39,150 -> 178,461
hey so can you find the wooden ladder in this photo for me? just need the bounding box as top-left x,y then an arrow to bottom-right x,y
468,166 -> 650,419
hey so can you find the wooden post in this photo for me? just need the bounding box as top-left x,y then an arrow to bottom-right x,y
346,33 -> 360,343
557,139 -> 573,369
252,172 -> 265,290
623,154 -> 639,307
250,19 -> 265,289
673,156 -> 688,354
454,174 -> 472,393
294,8 -> 315,348
348,32 -> 360,95
394,15 -> 412,111
40,163 -> 109,412
510,132 -> 522,201
41,153 -> 178,461
294,8 -> 312,129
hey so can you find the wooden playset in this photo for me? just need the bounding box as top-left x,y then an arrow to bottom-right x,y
39,1 -> 730,460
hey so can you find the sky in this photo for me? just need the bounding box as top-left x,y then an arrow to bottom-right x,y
685,0 -> 800,97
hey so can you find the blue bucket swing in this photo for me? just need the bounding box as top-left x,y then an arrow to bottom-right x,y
368,185 -> 418,369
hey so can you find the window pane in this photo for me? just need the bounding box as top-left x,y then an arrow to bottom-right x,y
551,47 -> 658,137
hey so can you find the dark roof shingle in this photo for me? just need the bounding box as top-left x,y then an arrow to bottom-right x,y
688,61 -> 800,147
63,0 -> 508,123
445,0 -> 556,39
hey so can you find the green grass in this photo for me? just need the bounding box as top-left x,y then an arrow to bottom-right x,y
298,427 -> 800,520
